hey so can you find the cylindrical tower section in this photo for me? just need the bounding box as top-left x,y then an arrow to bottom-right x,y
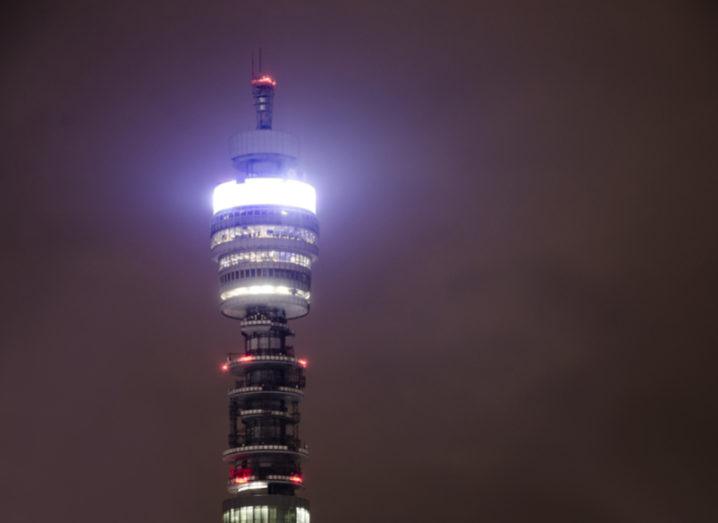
222,311 -> 309,497
211,179 -> 318,320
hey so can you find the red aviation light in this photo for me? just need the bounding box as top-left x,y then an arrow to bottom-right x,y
232,468 -> 253,484
289,475 -> 303,483
238,355 -> 254,363
297,359 -> 308,368
220,362 -> 229,372
251,75 -> 277,87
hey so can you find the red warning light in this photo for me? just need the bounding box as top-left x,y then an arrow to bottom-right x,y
238,355 -> 254,363
220,362 -> 229,372
297,359 -> 308,368
289,475 -> 303,483
251,75 -> 277,87
232,467 -> 253,484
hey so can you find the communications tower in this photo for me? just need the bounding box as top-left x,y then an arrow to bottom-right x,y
210,66 -> 317,523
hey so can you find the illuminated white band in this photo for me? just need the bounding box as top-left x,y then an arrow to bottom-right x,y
233,481 -> 268,493
213,178 -> 316,214
220,285 -> 310,302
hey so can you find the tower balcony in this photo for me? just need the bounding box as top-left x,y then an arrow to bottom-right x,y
220,285 -> 310,320
238,408 -> 300,421
238,317 -> 291,334
224,353 -> 308,370
222,444 -> 309,462
227,385 -> 304,399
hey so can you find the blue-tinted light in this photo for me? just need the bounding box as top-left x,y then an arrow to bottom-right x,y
213,178 -> 316,214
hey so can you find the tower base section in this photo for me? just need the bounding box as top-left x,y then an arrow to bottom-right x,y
222,495 -> 310,523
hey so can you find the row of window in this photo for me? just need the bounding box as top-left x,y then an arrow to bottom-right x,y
223,506 -> 309,523
243,368 -> 304,386
233,376 -> 305,392
233,398 -> 298,412
211,225 -> 318,248
212,206 -> 318,234
220,268 -> 310,286
244,335 -> 288,350
219,251 -> 312,270
243,310 -> 287,322
238,422 -> 299,442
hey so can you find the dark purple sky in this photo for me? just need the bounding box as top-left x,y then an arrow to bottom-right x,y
1,2 -> 717,522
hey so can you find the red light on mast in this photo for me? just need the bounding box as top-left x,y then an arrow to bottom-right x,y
289,475 -> 303,483
238,355 -> 254,363
251,74 -> 277,87
220,362 -> 229,372
297,359 -> 308,368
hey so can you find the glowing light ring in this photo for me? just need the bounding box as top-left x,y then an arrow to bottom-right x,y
213,178 -> 316,215
233,481 -> 268,493
220,285 -> 310,302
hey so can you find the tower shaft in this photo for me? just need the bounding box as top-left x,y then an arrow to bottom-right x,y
211,71 -> 317,523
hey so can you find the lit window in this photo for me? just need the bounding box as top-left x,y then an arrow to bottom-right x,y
296,507 -> 310,523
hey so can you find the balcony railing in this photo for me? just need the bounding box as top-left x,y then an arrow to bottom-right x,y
228,384 -> 304,397
222,443 -> 310,460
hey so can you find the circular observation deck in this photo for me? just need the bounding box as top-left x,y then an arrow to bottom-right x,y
220,291 -> 310,320
211,179 -> 318,320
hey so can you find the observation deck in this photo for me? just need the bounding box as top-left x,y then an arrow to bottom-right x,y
211,182 -> 318,320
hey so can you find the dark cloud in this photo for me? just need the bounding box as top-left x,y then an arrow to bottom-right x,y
1,1 -> 717,522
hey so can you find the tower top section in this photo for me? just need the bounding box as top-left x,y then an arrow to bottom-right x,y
229,52 -> 299,177
251,50 -> 277,130
251,76 -> 276,130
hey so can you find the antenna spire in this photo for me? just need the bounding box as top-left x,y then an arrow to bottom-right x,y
250,49 -> 277,130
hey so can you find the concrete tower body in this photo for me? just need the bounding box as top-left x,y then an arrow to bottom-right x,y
210,72 -> 316,523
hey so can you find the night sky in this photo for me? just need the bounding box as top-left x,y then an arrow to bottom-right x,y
1,2 -> 717,522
